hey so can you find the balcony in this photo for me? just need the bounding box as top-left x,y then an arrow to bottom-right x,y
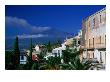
95,43 -> 106,49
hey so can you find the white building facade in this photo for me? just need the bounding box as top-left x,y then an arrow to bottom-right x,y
44,43 -> 66,60
20,51 -> 27,64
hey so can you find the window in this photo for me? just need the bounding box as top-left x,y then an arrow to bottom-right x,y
105,51 -> 106,61
89,21 -> 90,27
105,35 -> 106,45
54,53 -> 57,55
100,36 -> 101,44
105,13 -> 106,22
93,38 -> 94,47
93,18 -> 95,27
89,39 -> 90,48
100,52 -> 103,63
21,55 -> 24,60
88,54 -> 90,59
78,41 -> 80,45
93,52 -> 94,58
58,50 -> 60,55
100,15 -> 102,23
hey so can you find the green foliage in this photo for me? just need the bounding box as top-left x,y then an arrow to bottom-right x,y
39,55 -> 61,70
6,38 -> 102,70
56,39 -> 62,47
62,50 -> 71,63
62,48 -> 80,64
5,36 -> 20,69
47,41 -> 52,52
31,62 -> 39,70
61,48 -> 93,70
5,51 -> 14,69
5,51 -> 13,64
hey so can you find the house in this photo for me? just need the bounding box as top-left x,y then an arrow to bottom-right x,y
32,45 -> 41,61
73,30 -> 82,51
20,50 -> 27,64
64,37 -> 73,47
26,45 -> 41,61
52,43 -> 66,57
44,52 -> 53,60
44,43 -> 66,60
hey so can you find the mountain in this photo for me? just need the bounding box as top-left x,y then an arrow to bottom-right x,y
32,27 -> 73,38
5,27 -> 73,50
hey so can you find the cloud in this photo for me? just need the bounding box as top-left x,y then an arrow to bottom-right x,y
5,16 -> 51,33
6,16 -> 31,28
6,34 -> 48,39
18,34 -> 48,39
32,26 -> 51,33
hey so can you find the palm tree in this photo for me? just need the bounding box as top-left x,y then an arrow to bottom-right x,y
69,56 -> 92,70
60,48 -> 94,70
39,56 -> 61,70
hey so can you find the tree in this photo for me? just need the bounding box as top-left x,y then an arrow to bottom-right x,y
25,37 -> 33,69
60,48 -> 94,70
56,39 -> 62,47
29,38 -> 33,59
62,50 -> 71,63
47,41 -> 52,52
31,62 -> 39,70
68,55 -> 90,70
5,51 -> 14,69
39,56 -> 61,70
13,36 -> 20,67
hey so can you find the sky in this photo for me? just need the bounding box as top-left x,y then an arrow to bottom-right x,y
5,5 -> 106,38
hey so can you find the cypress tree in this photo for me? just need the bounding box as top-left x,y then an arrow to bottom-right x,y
26,37 -> 33,69
47,41 -> 52,52
29,37 -> 33,61
13,36 -> 20,66
57,39 -> 61,47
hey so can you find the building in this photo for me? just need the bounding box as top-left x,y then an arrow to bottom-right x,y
32,45 -> 41,61
20,50 -> 27,64
44,43 -> 66,60
52,43 -> 66,57
64,37 -> 74,47
81,8 -> 106,67
44,52 -> 53,60
26,45 -> 41,61
64,30 -> 82,51
73,30 -> 82,51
